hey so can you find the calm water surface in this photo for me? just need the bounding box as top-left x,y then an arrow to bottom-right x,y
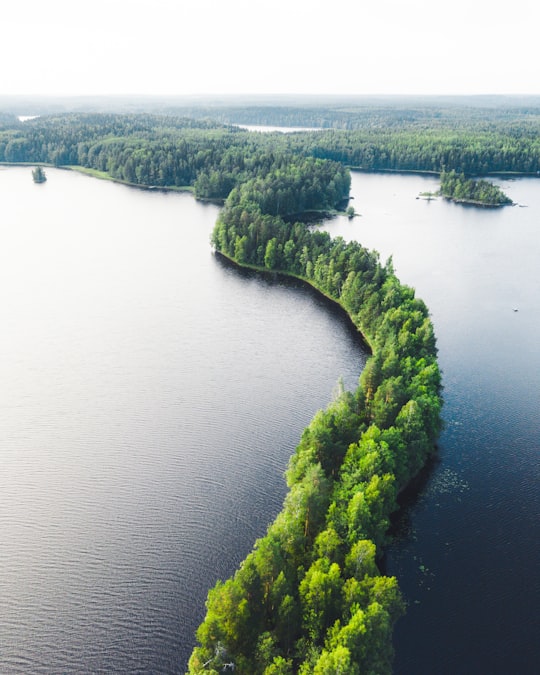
1,167 -> 539,674
324,172 -> 540,674
0,168 -> 366,673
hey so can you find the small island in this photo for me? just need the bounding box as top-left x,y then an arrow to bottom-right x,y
32,166 -> 47,183
439,169 -> 512,206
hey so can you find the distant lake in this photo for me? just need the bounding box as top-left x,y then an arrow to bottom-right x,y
234,124 -> 319,133
0,167 -> 538,674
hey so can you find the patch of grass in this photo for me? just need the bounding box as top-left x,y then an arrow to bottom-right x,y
65,166 -> 193,192
66,166 -> 111,180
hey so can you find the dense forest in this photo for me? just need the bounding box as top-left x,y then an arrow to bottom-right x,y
1,103 -> 540,192
0,100 -> 536,672
439,169 -> 513,206
187,157 -> 442,674
157,96 -> 540,131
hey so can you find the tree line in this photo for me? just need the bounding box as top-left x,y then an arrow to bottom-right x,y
188,168 -> 442,673
154,96 -> 540,131
1,111 -> 540,197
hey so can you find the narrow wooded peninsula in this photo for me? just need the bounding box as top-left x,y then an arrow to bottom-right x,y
187,157 -> 442,674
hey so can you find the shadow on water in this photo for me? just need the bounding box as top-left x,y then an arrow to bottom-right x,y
379,453 -> 440,575
214,250 -> 441,565
214,250 -> 443,585
213,251 -> 372,354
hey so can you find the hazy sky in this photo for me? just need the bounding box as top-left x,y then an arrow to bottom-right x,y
2,0 -> 538,96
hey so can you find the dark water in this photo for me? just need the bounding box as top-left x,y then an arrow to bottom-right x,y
323,172 -> 540,674
0,167 -> 367,673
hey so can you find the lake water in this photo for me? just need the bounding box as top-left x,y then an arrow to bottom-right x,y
0,167 -> 538,674
0,167 -> 366,673
234,124 -> 319,133
323,172 -> 540,674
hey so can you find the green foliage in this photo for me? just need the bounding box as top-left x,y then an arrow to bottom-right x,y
439,169 -> 513,205
312,644 -> 357,675
4,106 -> 539,199
299,558 -> 343,642
190,139 -> 442,672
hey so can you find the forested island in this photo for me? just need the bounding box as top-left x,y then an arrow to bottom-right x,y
439,169 -> 512,206
31,165 -> 46,183
1,98 -> 539,673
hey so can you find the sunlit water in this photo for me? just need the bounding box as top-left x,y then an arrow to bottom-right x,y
0,167 -> 366,673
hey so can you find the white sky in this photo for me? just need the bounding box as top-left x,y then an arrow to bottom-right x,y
2,0 -> 539,96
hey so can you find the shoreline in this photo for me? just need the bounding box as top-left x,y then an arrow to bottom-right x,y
214,250 -> 374,353
442,195 -> 513,207
0,162 -> 194,193
214,247 -> 437,510
349,166 -> 540,179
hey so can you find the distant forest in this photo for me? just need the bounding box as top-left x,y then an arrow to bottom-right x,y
1,98 -> 540,193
